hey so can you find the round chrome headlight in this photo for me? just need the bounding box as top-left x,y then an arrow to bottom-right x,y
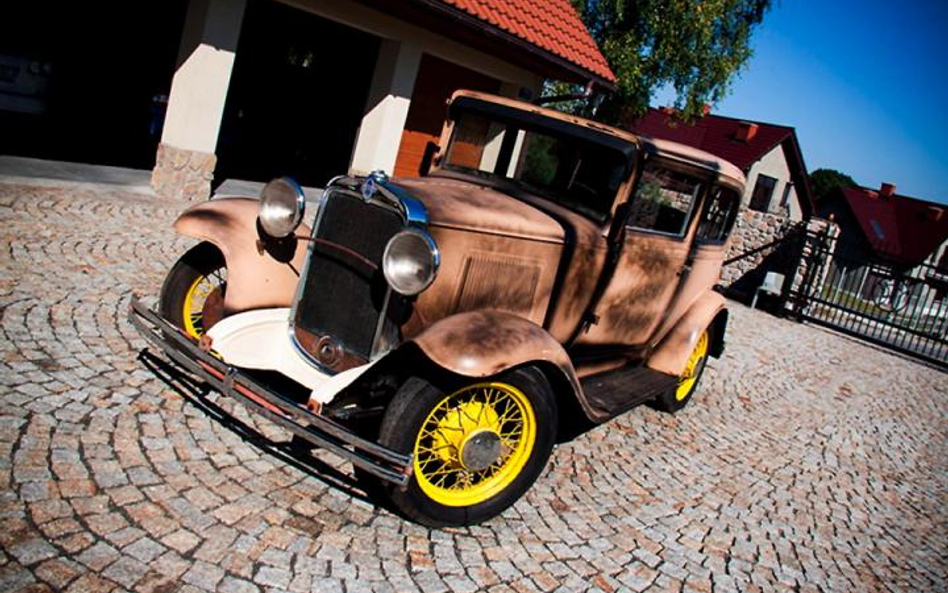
258,177 -> 305,239
383,229 -> 439,296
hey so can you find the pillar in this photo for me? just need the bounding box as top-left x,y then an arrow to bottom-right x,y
348,39 -> 421,176
152,0 -> 246,200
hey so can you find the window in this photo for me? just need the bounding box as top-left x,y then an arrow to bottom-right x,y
443,111 -> 628,222
627,164 -> 701,236
749,174 -> 777,212
697,187 -> 740,244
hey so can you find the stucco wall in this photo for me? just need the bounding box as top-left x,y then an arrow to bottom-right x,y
744,143 -> 803,220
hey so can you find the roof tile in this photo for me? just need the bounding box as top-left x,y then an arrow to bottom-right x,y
629,108 -> 793,171
439,0 -> 615,83
840,186 -> 948,266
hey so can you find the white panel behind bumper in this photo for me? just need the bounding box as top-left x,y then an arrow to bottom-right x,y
206,309 -> 375,405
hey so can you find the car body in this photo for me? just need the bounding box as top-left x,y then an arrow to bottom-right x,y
131,90 -> 745,526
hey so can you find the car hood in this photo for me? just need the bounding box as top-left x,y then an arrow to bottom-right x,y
393,176 -> 565,244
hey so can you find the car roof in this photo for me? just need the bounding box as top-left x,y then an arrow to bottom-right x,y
450,90 -> 746,190
639,135 -> 746,189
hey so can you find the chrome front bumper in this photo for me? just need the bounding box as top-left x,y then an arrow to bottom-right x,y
128,298 -> 412,486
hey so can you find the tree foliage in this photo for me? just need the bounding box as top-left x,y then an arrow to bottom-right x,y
570,0 -> 772,122
809,168 -> 857,203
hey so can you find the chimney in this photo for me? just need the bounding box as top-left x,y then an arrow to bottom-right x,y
659,106 -> 675,115
879,182 -> 896,198
701,104 -> 711,117
736,122 -> 759,142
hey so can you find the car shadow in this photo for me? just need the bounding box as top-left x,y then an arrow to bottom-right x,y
136,349 -> 378,506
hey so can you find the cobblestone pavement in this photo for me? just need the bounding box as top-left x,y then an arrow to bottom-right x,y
1,181 -> 946,593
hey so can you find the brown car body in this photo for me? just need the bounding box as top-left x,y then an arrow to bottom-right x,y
134,90 -> 745,525
172,91 -> 744,422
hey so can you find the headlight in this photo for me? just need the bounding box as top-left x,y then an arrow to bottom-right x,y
383,229 -> 439,296
258,177 -> 305,239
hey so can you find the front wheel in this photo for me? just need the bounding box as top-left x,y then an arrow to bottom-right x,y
378,368 -> 557,527
655,329 -> 709,414
159,242 -> 227,339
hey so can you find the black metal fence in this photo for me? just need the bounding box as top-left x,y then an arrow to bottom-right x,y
788,228 -> 948,367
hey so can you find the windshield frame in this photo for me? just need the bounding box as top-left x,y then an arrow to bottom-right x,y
438,96 -> 637,223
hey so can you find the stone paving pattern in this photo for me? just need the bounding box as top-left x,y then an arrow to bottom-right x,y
1,181 -> 946,593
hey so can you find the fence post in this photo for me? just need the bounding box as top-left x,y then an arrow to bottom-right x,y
786,217 -> 839,318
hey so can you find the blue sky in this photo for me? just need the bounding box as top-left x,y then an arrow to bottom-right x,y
658,0 -> 948,203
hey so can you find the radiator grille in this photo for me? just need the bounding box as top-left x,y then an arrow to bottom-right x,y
293,191 -> 403,360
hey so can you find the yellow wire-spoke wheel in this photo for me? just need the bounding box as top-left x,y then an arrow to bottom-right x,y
159,242 -> 226,340
413,382 -> 537,507
181,270 -> 225,339
675,331 -> 709,401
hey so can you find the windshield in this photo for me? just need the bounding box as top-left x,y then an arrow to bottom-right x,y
441,109 -> 632,222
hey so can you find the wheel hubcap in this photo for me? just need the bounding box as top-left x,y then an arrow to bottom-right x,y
460,429 -> 502,471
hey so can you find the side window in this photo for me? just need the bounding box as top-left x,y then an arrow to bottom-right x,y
627,165 -> 702,236
749,174 -> 777,212
697,186 -> 741,244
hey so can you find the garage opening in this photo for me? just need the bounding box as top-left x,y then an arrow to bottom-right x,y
0,0 -> 188,168
215,0 -> 380,189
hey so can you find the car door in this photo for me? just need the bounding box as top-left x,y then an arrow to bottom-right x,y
575,158 -> 705,348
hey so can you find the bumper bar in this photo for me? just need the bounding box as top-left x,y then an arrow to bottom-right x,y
128,297 -> 412,487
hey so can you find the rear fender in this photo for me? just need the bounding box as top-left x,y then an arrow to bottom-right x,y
648,292 -> 727,377
173,198 -> 310,313
399,310 -> 603,421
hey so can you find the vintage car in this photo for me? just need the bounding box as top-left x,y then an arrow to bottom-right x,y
130,90 -> 745,526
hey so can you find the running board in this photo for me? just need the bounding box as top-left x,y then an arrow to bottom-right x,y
581,365 -> 678,418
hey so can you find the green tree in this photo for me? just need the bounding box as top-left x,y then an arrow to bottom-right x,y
809,168 -> 857,203
569,0 -> 772,122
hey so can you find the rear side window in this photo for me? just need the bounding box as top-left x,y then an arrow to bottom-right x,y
697,186 -> 740,244
627,165 -> 702,236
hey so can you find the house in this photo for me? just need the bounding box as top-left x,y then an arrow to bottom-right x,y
628,108 -> 813,221
1,0 -> 614,200
818,183 -> 948,303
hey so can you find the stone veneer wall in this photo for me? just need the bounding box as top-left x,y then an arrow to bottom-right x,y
720,209 -> 800,287
151,143 -> 217,202
784,217 -> 840,315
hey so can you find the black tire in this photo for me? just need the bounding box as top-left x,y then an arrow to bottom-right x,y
159,242 -> 226,339
378,367 -> 557,527
654,329 -> 710,414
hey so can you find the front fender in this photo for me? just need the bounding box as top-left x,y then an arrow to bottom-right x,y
402,310 -> 600,420
648,292 -> 727,377
174,198 -> 310,314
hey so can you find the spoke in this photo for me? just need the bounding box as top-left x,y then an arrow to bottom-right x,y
477,393 -> 488,424
422,464 -> 460,479
499,428 -> 522,443
496,405 -> 523,427
461,403 -> 479,423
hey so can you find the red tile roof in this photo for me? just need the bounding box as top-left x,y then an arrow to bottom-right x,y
630,108 -> 793,171
628,108 -> 813,212
440,0 -> 615,83
840,186 -> 948,267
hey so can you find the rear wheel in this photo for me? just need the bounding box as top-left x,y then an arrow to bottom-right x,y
159,242 -> 227,339
655,330 -> 709,413
378,367 -> 557,527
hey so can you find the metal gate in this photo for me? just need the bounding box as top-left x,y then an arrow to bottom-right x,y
788,227 -> 948,367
